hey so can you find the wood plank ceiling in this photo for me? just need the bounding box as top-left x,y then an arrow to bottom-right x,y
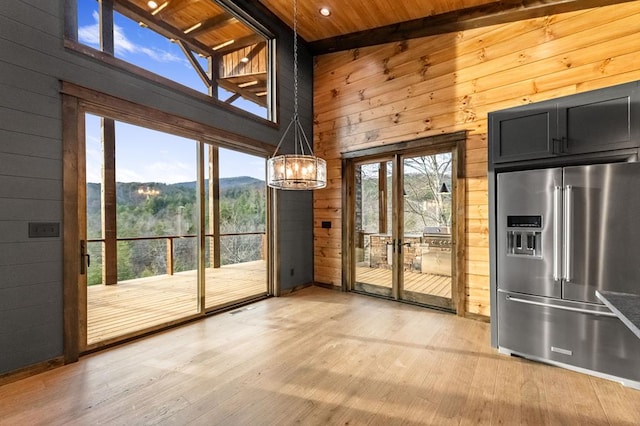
256,0 -> 638,53
258,0 -> 498,42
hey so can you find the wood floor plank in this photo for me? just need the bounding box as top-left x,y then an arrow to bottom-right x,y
1,287 -> 639,425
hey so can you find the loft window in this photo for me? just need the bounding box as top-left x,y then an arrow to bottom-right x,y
69,0 -> 275,121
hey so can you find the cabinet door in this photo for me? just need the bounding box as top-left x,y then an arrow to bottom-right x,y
559,82 -> 640,155
490,103 -> 558,163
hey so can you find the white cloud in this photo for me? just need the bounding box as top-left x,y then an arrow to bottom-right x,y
78,11 -> 186,65
78,11 -> 100,47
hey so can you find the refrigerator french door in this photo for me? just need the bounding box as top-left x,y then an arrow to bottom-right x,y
496,162 -> 640,389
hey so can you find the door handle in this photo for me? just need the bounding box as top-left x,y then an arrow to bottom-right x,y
564,185 -> 573,282
506,295 -> 617,317
553,186 -> 562,281
80,240 -> 90,275
397,240 -> 411,253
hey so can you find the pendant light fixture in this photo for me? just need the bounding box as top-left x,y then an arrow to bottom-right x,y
267,0 -> 326,190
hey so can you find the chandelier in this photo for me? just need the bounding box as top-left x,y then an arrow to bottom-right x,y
267,0 -> 326,190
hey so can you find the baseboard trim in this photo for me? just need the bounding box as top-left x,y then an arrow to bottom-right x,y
0,357 -> 65,386
465,311 -> 491,323
313,282 -> 342,291
279,282 -> 313,295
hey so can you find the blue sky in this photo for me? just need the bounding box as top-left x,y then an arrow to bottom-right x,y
78,1 -> 267,183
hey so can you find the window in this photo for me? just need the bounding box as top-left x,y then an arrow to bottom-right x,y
71,0 -> 275,121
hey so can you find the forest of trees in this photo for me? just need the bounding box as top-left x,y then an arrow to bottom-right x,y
357,154 -> 452,235
87,177 -> 266,285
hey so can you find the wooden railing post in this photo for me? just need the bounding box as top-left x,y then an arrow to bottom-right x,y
166,237 -> 174,276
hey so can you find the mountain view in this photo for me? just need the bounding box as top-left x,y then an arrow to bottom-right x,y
86,177 -> 266,285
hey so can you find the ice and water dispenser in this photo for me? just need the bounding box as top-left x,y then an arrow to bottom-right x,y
506,215 -> 542,257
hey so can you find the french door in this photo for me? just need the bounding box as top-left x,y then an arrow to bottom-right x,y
349,149 -> 456,311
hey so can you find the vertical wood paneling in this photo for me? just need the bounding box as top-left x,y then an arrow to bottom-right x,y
313,1 -> 640,317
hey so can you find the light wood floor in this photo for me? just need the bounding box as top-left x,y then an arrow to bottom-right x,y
2,287 -> 639,425
87,260 -> 267,345
356,266 -> 451,298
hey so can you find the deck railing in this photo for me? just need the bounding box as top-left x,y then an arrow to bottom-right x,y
88,232 -> 266,282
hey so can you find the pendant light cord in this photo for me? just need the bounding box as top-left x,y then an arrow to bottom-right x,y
270,0 -> 315,158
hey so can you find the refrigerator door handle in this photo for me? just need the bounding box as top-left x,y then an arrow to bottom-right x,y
564,185 -> 573,282
506,295 -> 617,317
553,186 -> 562,281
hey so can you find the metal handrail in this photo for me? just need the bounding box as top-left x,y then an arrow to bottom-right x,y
87,231 -> 266,276
87,231 -> 265,243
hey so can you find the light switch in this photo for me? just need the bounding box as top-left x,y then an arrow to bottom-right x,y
29,222 -> 60,238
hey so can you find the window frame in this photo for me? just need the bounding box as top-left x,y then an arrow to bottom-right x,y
64,0 -> 278,126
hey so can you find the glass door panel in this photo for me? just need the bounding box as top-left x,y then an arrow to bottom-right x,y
84,114 -> 200,348
353,161 -> 394,297
204,147 -> 268,310
401,153 -> 453,309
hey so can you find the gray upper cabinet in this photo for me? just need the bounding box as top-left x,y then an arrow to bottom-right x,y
490,81 -> 640,164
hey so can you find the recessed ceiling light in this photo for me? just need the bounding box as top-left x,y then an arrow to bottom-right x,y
213,40 -> 235,51
240,57 -> 250,63
319,7 -> 331,17
147,1 -> 158,9
152,2 -> 169,15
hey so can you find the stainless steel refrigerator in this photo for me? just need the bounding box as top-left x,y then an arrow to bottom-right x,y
496,162 -> 640,389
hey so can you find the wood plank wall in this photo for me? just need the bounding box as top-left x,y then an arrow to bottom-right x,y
312,1 -> 640,317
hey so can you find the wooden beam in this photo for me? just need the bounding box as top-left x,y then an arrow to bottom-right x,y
101,118 -> 118,286
225,93 -> 242,103
64,0 -> 77,41
112,0 -> 212,57
209,145 -> 221,269
309,0 -> 639,54
186,14 -> 237,38
217,78 -> 267,107
177,40 -> 213,87
62,94 -> 80,365
454,138 -> 466,317
61,82 -> 275,154
99,0 -> 114,54
152,0 -> 200,17
213,34 -> 265,55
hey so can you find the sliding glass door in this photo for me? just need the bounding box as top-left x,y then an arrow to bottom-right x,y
80,112 -> 269,351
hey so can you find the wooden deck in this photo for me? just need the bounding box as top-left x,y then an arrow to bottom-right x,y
87,260 -> 267,345
356,266 -> 451,298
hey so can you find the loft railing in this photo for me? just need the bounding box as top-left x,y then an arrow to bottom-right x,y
87,232 -> 266,280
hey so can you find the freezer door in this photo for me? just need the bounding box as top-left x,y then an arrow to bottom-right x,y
563,162 -> 640,303
497,168 -> 563,298
497,290 -> 640,386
